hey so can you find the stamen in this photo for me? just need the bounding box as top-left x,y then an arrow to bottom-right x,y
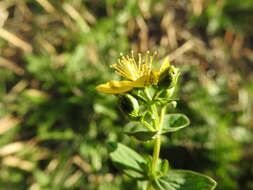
110,51 -> 155,81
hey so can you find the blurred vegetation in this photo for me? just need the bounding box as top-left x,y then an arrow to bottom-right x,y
0,0 -> 253,189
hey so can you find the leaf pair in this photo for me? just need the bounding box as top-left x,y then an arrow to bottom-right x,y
109,142 -> 217,190
125,113 -> 190,142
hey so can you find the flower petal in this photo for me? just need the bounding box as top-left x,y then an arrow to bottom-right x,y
131,76 -> 147,87
96,80 -> 134,94
133,71 -> 159,87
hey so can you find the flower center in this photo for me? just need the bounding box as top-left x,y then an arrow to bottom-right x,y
111,51 -> 155,81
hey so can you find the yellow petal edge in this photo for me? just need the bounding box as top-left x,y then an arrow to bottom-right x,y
96,80 -> 134,94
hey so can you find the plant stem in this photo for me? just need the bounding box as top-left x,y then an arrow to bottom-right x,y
151,104 -> 159,129
150,106 -> 166,175
159,106 -> 166,129
144,88 -> 152,100
151,135 -> 161,174
144,88 -> 159,129
144,88 -> 167,190
148,106 -> 166,190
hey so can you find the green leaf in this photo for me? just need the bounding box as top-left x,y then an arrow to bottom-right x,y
108,142 -> 146,179
161,114 -> 190,134
125,130 -> 157,141
152,170 -> 217,190
124,122 -> 157,142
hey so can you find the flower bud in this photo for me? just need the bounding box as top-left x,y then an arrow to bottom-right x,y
118,94 -> 139,119
157,65 -> 179,89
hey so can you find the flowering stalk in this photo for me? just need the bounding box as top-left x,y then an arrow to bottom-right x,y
96,52 -> 217,190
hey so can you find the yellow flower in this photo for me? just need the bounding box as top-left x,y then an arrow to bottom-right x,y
96,52 -> 171,94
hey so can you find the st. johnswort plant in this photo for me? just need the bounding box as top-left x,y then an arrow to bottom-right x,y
96,52 -> 217,190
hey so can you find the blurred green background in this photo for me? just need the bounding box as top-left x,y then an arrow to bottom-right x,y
0,0 -> 253,189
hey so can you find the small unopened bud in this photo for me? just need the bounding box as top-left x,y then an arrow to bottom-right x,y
158,66 -> 179,89
118,94 -> 139,118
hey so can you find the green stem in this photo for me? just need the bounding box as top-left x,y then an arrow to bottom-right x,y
150,107 -> 166,174
144,88 -> 167,190
151,104 -> 159,129
148,106 -> 166,190
144,88 -> 159,129
151,135 -> 161,174
144,88 -> 152,100
159,106 -> 166,129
